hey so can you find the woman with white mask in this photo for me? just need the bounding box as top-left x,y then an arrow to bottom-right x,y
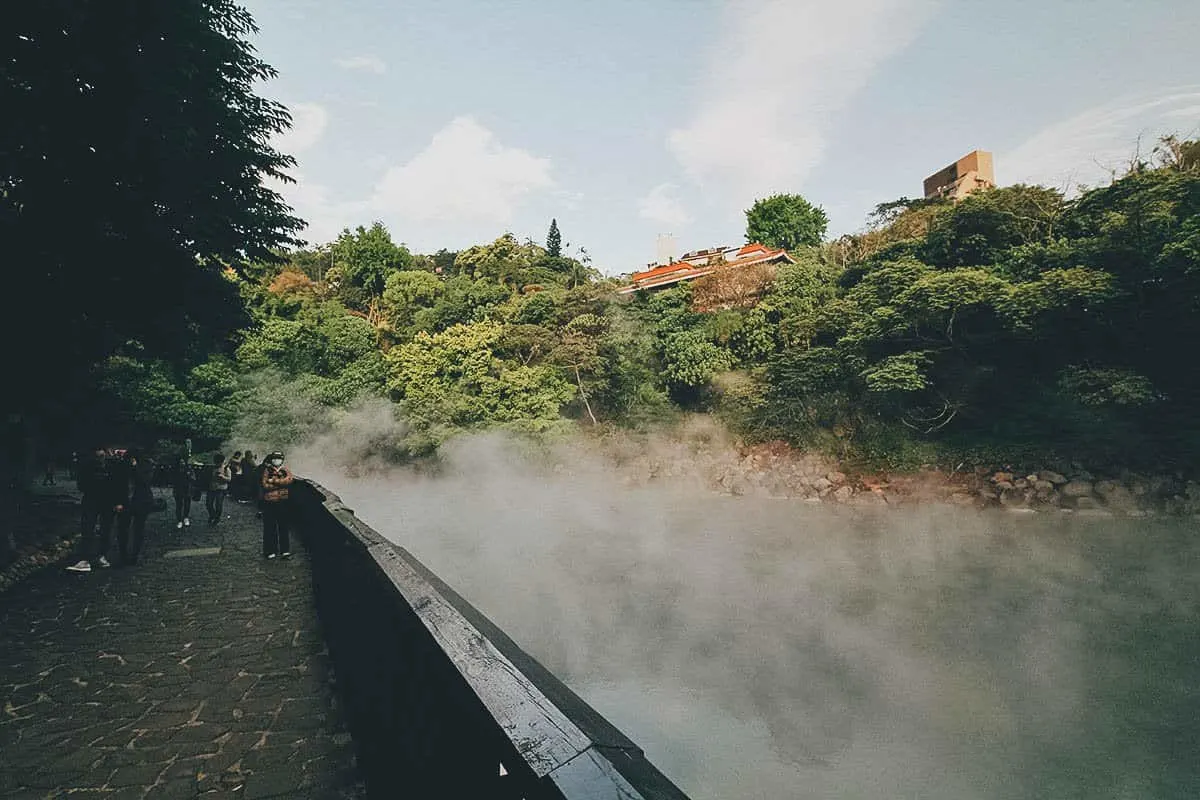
259,451 -> 295,559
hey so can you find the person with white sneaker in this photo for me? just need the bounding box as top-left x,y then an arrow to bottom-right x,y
66,444 -> 123,573
116,448 -> 154,566
171,440 -> 196,530
260,451 -> 294,559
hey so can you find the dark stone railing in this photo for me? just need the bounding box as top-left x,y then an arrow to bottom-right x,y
291,479 -> 693,799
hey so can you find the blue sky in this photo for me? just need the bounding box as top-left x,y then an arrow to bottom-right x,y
245,0 -> 1200,274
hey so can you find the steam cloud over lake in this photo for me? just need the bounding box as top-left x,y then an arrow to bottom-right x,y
283,415 -> 1199,799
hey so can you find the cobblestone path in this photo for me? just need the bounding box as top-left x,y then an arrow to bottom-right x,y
0,490 -> 365,799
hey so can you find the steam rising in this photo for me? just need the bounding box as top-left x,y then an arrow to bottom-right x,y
269,403 -> 1199,799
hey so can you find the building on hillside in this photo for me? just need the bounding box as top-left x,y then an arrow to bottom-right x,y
655,233 -> 677,267
923,150 -> 995,201
616,243 -> 795,296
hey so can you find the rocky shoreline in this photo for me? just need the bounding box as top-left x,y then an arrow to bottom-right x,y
611,434 -> 1200,516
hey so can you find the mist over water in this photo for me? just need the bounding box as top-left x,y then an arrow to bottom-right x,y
290,425 -> 1200,799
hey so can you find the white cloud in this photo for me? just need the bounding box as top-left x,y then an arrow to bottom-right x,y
334,55 -> 387,75
1003,87 -> 1200,192
266,116 -> 556,248
272,102 -> 328,155
638,183 -> 691,228
370,116 -> 554,224
668,0 -> 938,211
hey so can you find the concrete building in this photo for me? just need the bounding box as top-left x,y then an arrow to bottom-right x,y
655,233 -> 677,267
923,150 -> 995,201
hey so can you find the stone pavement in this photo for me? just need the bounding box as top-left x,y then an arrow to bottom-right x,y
0,489 -> 365,799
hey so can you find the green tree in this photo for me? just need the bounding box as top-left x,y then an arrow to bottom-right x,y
2,0 -> 302,419
412,248 -> 458,275
235,318 -> 323,376
91,356 -> 236,446
548,313 -> 607,424
386,321 -> 572,432
454,234 -> 542,287
759,251 -> 839,347
660,331 -> 732,393
745,193 -> 829,250
546,218 -> 562,258
512,291 -> 560,326
1062,164 -> 1200,406
1153,134 -> 1200,172
381,270 -> 445,338
923,185 -> 1065,268
330,222 -> 413,309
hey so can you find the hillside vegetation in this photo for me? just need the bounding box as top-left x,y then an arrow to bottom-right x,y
83,141 -> 1200,473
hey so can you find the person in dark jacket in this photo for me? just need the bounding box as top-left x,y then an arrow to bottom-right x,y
260,451 -> 294,559
172,444 -> 196,529
116,449 -> 154,565
252,453 -> 269,519
238,451 -> 256,503
67,445 -> 123,572
227,450 -> 243,502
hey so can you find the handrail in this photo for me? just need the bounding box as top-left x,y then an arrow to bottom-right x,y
291,478 -> 693,799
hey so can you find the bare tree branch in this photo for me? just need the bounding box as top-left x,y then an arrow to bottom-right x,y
574,365 -> 598,426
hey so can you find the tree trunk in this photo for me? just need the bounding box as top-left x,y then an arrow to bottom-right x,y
574,366 -> 597,426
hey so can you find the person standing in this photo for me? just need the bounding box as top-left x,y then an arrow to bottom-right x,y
228,451 -> 243,501
67,444 -> 121,572
172,446 -> 195,529
253,453 -> 268,519
260,451 -> 294,559
116,449 -> 154,565
238,451 -> 256,504
205,453 -> 231,525
42,458 -> 56,486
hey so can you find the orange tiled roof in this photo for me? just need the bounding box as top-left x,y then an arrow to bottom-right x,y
629,261 -> 694,282
619,243 -> 794,294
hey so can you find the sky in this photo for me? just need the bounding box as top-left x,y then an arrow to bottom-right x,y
244,0 -> 1200,275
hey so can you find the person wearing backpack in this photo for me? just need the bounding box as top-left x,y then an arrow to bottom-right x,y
260,451 -> 294,559
205,453 -> 232,525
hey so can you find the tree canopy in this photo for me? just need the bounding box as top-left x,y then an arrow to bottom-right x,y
2,0 -> 301,421
328,222 -> 413,311
745,193 -> 829,250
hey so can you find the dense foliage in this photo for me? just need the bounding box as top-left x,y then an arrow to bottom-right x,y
1,0 -> 301,428
753,155 -> 1200,469
745,193 -> 830,251
79,136 -> 1200,472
